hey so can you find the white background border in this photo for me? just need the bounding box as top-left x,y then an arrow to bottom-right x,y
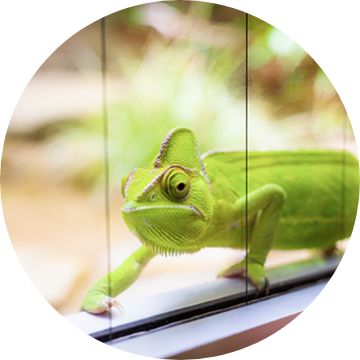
1,1 -> 359,359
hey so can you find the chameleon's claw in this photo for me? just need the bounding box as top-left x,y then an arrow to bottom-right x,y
263,277 -> 270,296
254,277 -> 270,296
100,296 -> 111,311
100,296 -> 124,314
218,260 -> 268,292
242,275 -> 269,294
111,298 -> 124,314
322,245 -> 343,258
81,294 -> 125,315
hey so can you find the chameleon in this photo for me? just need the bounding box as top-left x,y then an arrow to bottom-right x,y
81,127 -> 359,314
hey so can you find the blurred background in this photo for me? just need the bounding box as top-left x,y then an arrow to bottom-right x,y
1,1 -> 356,314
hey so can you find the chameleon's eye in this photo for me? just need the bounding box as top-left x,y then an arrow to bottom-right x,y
161,167 -> 190,201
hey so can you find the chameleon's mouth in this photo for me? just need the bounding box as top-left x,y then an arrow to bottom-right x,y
121,203 -> 204,218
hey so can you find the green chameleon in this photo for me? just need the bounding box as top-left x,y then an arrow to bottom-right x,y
81,127 -> 359,314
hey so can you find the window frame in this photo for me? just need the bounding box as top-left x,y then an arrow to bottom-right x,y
66,255 -> 340,357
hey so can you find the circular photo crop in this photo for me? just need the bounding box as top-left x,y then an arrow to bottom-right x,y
1,1 -> 358,358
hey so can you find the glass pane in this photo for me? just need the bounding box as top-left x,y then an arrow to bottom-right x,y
1,0 -> 358,357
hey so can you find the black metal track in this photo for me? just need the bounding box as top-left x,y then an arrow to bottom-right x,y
90,255 -> 340,343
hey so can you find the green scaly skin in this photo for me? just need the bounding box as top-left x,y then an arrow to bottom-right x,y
81,127 -> 359,314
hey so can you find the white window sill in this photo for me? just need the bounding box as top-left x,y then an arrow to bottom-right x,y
66,255 -> 339,358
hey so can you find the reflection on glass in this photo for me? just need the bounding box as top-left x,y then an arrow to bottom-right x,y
1,0 -> 357,325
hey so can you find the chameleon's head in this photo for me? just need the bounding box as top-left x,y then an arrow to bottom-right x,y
121,128 -> 213,255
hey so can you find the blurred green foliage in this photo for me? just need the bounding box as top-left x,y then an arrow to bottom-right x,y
9,1 -> 349,193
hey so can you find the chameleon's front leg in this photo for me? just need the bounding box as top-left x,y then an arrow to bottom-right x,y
81,245 -> 155,314
218,184 -> 286,289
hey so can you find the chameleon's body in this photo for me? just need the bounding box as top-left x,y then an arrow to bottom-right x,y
204,150 -> 357,250
82,128 -> 359,314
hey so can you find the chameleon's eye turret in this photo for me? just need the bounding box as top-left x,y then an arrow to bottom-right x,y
161,167 -> 190,201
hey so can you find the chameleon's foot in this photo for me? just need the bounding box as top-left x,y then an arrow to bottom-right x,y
218,259 -> 268,291
322,245 -> 343,258
81,294 -> 124,315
